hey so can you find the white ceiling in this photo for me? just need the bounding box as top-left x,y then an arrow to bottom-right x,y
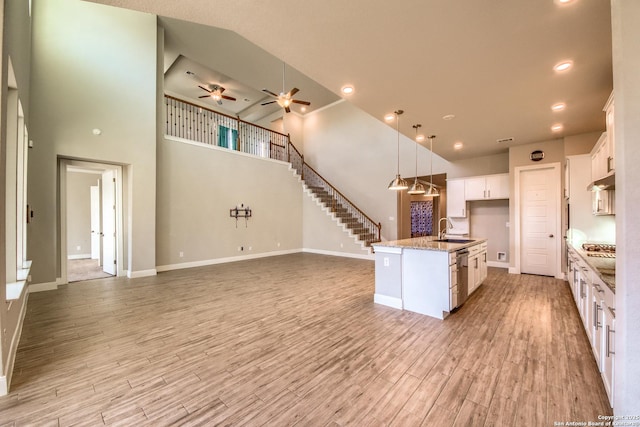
88,0 -> 612,161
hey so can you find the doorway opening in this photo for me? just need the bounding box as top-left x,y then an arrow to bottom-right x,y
60,159 -> 124,283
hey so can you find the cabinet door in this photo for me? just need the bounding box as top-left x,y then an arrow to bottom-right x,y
602,311 -> 615,406
468,254 -> 480,294
591,286 -> 603,370
486,174 -> 509,199
450,285 -> 459,311
479,251 -> 488,284
447,179 -> 467,217
606,98 -> 615,173
464,177 -> 486,200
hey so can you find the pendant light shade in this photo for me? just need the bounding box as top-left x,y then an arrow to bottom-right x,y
408,124 -> 426,195
425,135 -> 440,197
388,110 -> 408,190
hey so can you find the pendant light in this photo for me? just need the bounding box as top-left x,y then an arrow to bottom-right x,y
388,110 -> 408,190
408,124 -> 426,195
425,135 -> 440,197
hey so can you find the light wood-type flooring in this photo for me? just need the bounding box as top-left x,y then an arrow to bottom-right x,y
1,253 -> 612,426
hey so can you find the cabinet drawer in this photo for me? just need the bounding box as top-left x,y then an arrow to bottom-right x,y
450,264 -> 458,288
449,252 -> 457,265
468,245 -> 481,256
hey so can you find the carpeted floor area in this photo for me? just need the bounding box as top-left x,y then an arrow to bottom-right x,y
67,258 -> 113,282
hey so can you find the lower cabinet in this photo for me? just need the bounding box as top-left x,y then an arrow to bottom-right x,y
566,245 -> 615,408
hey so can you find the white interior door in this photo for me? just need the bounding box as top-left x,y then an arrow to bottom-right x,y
520,167 -> 558,276
101,170 -> 116,275
90,185 -> 100,260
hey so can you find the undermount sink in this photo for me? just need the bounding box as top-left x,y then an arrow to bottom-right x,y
433,238 -> 475,244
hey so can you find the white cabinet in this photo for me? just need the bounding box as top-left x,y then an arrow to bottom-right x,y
447,178 -> 466,218
449,255 -> 458,311
467,243 -> 486,295
464,174 -> 509,200
604,93 -> 615,175
591,93 -> 616,182
602,307 -> 615,407
590,279 -> 606,369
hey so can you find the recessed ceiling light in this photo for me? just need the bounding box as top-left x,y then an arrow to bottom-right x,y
384,113 -> 395,122
454,142 -> 463,150
554,61 -> 573,72
92,128 -> 102,136
443,114 -> 456,121
300,106 -> 307,113
416,134 -> 426,142
341,85 -> 354,95
551,103 -> 566,112
551,124 -> 564,132
555,0 -> 575,4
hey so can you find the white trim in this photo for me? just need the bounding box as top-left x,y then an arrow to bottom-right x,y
302,248 -> 374,260
374,293 -> 403,310
127,269 -> 157,279
67,254 -> 91,260
156,249 -> 301,272
163,136 -> 292,167
29,281 -> 58,293
513,162 -> 562,278
0,290 -> 29,396
487,261 -> 510,269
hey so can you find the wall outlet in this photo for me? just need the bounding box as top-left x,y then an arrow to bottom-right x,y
277,242 -> 281,247
76,245 -> 81,251
384,257 -> 390,267
389,216 -> 395,221
340,243 -> 344,248
497,252 -> 507,261
179,251 -> 184,258
248,246 -> 252,251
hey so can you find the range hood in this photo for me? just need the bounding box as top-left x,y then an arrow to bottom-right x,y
588,173 -> 615,191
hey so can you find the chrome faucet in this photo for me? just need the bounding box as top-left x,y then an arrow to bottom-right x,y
438,217 -> 453,239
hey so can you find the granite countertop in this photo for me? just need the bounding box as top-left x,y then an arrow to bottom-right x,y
568,242 -> 615,292
372,236 -> 487,253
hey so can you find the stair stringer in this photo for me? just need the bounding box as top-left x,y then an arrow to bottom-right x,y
300,182 -> 374,257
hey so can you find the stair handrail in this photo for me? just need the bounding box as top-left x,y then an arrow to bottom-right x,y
290,142 -> 381,243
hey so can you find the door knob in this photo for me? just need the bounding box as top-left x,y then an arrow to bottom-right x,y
549,234 -> 554,238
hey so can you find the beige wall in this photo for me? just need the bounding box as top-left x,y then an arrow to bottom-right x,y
303,100 -> 451,241
565,131 -> 600,156
447,152 -> 509,179
469,200 -> 509,263
611,0 -> 640,413
66,172 -> 98,258
156,138 -> 303,267
28,0 -> 157,282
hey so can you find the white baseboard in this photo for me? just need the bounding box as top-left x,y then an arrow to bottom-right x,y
487,261 -> 510,269
67,254 -> 91,260
302,248 -> 374,261
374,293 -> 403,310
29,281 -> 58,293
508,267 -> 519,274
127,269 -> 157,279
155,249 -> 301,273
0,290 -> 29,396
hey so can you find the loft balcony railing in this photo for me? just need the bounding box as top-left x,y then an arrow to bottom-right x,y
165,94 -> 381,245
165,95 -> 289,162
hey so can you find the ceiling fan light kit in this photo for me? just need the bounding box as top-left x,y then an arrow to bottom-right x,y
261,63 -> 311,113
198,84 -> 236,105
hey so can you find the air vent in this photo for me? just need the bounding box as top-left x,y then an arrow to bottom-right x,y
185,70 -> 196,76
497,137 -> 514,144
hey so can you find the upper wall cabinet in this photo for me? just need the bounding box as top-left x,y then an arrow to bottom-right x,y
592,92 -> 615,182
447,179 -> 467,218
464,173 -> 509,200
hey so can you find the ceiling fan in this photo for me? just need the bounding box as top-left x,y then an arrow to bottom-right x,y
198,84 -> 236,105
261,63 -> 310,113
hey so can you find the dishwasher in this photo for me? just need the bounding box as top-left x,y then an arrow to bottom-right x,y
455,249 -> 469,308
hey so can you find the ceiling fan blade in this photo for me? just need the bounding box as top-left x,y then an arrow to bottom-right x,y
288,87 -> 300,97
261,100 -> 277,106
262,89 -> 279,98
218,86 -> 226,93
198,95 -> 211,98
198,85 -> 212,93
221,95 -> 236,101
285,106 -> 291,113
292,99 -> 311,106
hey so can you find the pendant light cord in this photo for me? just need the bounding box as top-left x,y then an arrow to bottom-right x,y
395,110 -> 404,174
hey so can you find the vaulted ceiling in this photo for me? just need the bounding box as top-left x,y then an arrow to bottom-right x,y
87,0 -> 612,161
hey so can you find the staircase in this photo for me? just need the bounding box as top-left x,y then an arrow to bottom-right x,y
306,186 -> 380,247
163,95 -> 381,248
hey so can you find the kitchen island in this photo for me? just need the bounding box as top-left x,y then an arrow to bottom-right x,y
372,236 -> 488,320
